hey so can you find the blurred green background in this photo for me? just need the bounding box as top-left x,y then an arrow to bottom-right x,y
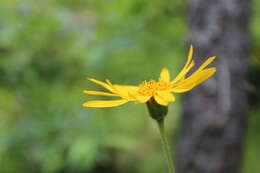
0,0 -> 259,173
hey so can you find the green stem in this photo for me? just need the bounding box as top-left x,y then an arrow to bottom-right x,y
157,119 -> 175,173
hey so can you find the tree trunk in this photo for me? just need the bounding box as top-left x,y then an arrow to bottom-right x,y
175,0 -> 251,173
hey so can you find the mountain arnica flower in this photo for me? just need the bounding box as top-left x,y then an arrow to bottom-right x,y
83,45 -> 216,173
83,45 -> 216,108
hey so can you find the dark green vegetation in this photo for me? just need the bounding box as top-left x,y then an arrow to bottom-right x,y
0,0 -> 259,173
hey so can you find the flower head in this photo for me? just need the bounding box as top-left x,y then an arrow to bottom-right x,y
83,45 -> 216,108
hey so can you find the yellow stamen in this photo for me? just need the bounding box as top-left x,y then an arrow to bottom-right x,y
137,80 -> 172,96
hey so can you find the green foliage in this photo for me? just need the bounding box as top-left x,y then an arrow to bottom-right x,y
0,0 -> 184,173
243,109 -> 260,173
242,1 -> 260,171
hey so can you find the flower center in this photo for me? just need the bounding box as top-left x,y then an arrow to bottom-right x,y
138,80 -> 172,96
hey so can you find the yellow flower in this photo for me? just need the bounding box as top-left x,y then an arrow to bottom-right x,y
83,45 -> 216,108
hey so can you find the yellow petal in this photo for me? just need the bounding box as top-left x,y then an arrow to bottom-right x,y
198,56 -> 216,71
159,68 -> 170,82
154,95 -> 168,106
172,53 -> 216,85
194,67 -> 216,86
113,85 -> 139,92
106,79 -> 113,86
83,90 -> 118,97
185,45 -> 194,69
170,82 -> 196,93
156,91 -> 175,102
172,60 -> 195,84
171,68 -> 216,93
133,95 -> 151,103
88,78 -> 114,92
82,99 -> 128,108
113,85 -> 139,100
184,67 -> 216,85
171,45 -> 194,84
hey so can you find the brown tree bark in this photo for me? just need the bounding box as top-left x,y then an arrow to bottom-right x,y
175,0 -> 251,173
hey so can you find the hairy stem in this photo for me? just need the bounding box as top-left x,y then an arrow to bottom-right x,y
157,119 -> 175,173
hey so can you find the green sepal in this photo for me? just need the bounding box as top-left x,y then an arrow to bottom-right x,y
146,98 -> 168,122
